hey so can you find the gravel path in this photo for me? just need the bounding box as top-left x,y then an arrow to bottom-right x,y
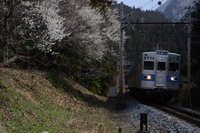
117,97 -> 200,133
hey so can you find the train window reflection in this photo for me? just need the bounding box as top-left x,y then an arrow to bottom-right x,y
157,62 -> 166,70
169,63 -> 179,71
144,61 -> 154,70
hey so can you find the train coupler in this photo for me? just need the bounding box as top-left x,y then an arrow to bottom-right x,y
153,88 -> 167,94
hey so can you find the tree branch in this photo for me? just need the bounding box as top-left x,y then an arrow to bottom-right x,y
0,55 -> 31,67
0,55 -> 18,67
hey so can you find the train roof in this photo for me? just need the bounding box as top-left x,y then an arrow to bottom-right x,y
142,50 -> 180,56
168,52 -> 181,56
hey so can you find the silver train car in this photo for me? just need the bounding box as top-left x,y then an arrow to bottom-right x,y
128,50 -> 181,101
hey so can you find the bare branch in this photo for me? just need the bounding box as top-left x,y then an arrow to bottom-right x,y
0,55 -> 18,67
0,55 -> 32,67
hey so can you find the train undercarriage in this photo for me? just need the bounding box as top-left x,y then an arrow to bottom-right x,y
129,87 -> 178,105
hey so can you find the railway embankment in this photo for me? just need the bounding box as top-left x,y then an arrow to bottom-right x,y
0,68 -> 124,133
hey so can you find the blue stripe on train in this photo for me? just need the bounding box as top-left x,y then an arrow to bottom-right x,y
139,74 -> 181,83
140,74 -> 155,81
166,76 -> 181,83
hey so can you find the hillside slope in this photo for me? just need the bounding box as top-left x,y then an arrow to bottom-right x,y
157,0 -> 196,21
0,68 -> 120,133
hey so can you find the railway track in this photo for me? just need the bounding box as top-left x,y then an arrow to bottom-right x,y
149,103 -> 200,128
132,95 -> 200,128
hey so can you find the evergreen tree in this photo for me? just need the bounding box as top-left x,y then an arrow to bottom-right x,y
89,0 -> 116,12
191,0 -> 200,86
185,0 -> 200,108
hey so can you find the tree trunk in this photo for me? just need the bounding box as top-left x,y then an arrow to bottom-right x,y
3,45 -> 8,62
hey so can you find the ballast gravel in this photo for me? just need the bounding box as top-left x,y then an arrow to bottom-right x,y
117,97 -> 200,133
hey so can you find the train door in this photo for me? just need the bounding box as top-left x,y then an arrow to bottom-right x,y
155,61 -> 167,87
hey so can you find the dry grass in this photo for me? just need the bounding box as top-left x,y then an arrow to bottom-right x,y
0,68 -> 121,133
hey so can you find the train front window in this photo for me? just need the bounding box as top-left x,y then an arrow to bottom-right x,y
169,62 -> 179,71
144,61 -> 154,70
157,62 -> 166,70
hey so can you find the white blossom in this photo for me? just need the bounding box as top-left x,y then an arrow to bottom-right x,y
22,0 -> 66,53
77,4 -> 120,60
22,0 -> 120,60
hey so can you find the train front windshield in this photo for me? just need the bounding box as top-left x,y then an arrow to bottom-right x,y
144,61 -> 154,70
169,62 -> 179,71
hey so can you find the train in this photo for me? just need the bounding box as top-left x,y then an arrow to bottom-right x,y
127,50 -> 181,102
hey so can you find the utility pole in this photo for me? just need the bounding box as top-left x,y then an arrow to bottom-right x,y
116,2 -> 127,110
118,2 -> 124,103
186,6 -> 193,108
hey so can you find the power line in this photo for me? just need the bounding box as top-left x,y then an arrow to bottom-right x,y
151,0 -> 165,10
141,0 -> 153,10
168,1 -> 195,21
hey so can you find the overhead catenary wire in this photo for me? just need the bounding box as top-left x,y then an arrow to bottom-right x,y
151,0 -> 165,10
140,0 -> 153,10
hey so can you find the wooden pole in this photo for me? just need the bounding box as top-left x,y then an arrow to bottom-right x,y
186,6 -> 192,108
118,2 -> 124,102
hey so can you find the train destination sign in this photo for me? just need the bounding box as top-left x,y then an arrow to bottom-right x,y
157,51 -> 168,55
169,58 -> 179,62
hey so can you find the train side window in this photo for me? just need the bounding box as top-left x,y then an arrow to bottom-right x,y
143,61 -> 154,70
157,62 -> 166,70
169,62 -> 179,71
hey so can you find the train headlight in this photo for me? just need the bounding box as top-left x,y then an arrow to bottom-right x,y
170,76 -> 178,81
144,75 -> 152,80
